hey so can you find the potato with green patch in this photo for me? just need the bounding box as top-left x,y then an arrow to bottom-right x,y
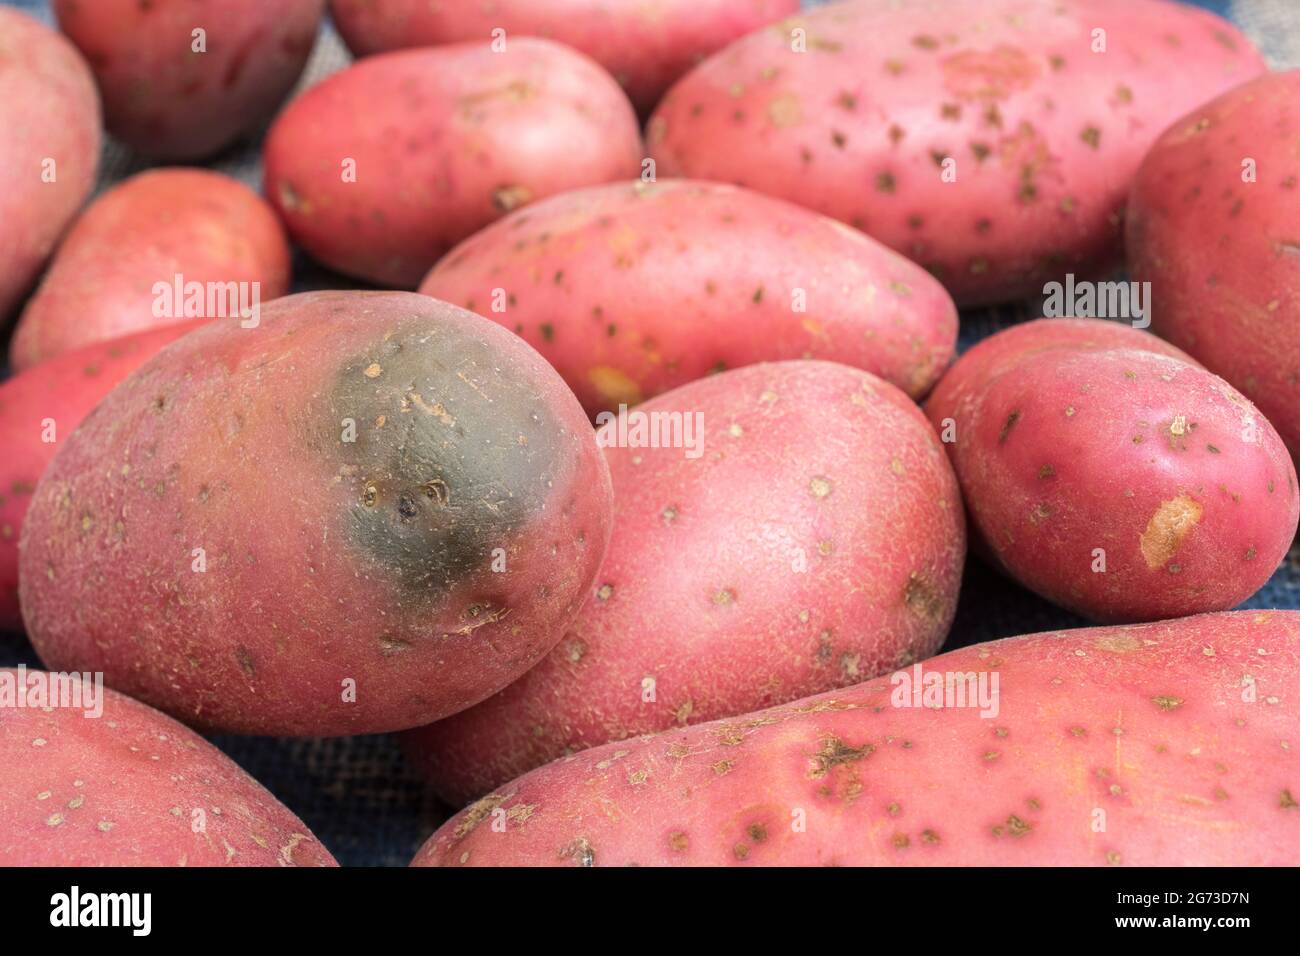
925,319 -> 1297,622
0,7 -> 99,321
263,39 -> 643,287
1128,69 -> 1300,462
0,669 -> 335,866
646,0 -> 1265,305
420,180 -> 957,416
413,610 -> 1300,866
19,291 -> 613,736
405,361 -> 965,804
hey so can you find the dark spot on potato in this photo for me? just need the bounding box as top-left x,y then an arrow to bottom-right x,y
322,320 -> 565,601
809,736 -> 873,778
999,410 -> 1020,443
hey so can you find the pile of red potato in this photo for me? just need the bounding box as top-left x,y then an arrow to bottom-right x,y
0,0 -> 1296,867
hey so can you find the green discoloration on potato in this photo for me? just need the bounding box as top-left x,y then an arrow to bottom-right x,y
325,320 -> 565,601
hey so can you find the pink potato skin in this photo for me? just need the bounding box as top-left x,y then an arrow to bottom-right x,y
413,611 -> 1300,866
420,180 -> 958,417
1128,70 -> 1300,462
647,0 -> 1265,306
0,322 -> 205,632
0,670 -> 335,866
925,319 -> 1298,622
405,361 -> 966,805
19,291 -> 614,736
263,40 -> 643,287
328,0 -> 799,113
10,168 -> 291,372
0,7 -> 100,321
52,0 -> 323,161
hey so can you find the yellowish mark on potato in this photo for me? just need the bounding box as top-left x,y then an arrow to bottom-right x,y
1139,494 -> 1203,570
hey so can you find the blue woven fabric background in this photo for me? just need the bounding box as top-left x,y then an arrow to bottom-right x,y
1,0 -> 1295,866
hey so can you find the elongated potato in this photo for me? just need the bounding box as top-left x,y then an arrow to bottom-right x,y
405,361 -> 965,804
1128,69 -> 1300,461
413,611 -> 1300,866
19,292 -> 613,736
53,0 -> 323,160
925,319 -> 1297,622
420,180 -> 958,415
263,39 -> 643,287
329,0 -> 799,112
0,7 -> 99,321
0,669 -> 335,866
647,0 -> 1265,305
0,323 -> 204,631
10,168 -> 290,371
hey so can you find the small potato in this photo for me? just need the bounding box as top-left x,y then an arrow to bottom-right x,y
0,7 -> 99,321
52,0 -> 323,161
20,292 -> 613,736
264,39 -> 643,287
413,611 -> 1300,866
10,168 -> 290,371
647,0 -> 1265,305
406,361 -> 966,804
925,319 -> 1297,622
0,668 -> 335,866
0,323 -> 204,631
421,180 -> 958,416
1128,70 -> 1300,461
329,0 -> 799,113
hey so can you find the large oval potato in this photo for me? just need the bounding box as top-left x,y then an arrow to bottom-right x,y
329,0 -> 798,113
19,291 -> 614,736
0,669 -> 335,866
647,0 -> 1265,305
925,319 -> 1297,622
0,7 -> 99,321
406,361 -> 966,804
413,611 -> 1300,866
0,323 -> 204,632
52,0 -> 323,161
1128,70 -> 1300,461
10,168 -> 290,371
420,180 -> 958,416
264,39 -> 643,287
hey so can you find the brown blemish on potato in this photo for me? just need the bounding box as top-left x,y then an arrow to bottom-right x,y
999,409 -> 1020,443
668,831 -> 689,852
992,814 -> 1033,839
453,793 -> 510,839
808,736 -> 873,778
559,837 -> 595,866
903,572 -> 942,620
492,185 -> 533,213
1095,633 -> 1142,654
1280,789 -> 1297,810
1151,695 -> 1184,711
1139,494 -> 1203,569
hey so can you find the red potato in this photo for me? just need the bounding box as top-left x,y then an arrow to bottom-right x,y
0,668 -> 335,866
264,39 -> 643,287
53,0 -> 323,161
19,291 -> 614,736
1128,70 -> 1300,461
0,7 -> 99,321
647,0 -> 1265,306
925,319 -> 1298,622
329,0 -> 799,113
420,180 -> 958,416
413,611 -> 1300,866
10,168 -> 290,372
0,323 -> 204,632
406,361 -> 966,804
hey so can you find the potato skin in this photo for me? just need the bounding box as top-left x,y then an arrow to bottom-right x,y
420,180 -> 957,416
0,7 -> 100,321
925,319 -> 1297,622
0,323 -> 204,632
413,611 -> 1300,866
406,361 -> 966,804
647,0 -> 1265,306
52,0 -> 323,161
0,670 -> 335,866
19,291 -> 614,736
263,40 -> 643,287
328,0 -> 798,113
10,169 -> 290,371
1128,70 -> 1300,461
